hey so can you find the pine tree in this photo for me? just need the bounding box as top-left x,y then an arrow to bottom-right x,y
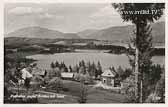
69,65 -> 72,72
96,61 -> 102,78
138,23 -> 153,102
55,61 -> 59,68
50,62 -> 55,69
117,66 -> 124,81
112,3 -> 164,102
91,62 -> 96,78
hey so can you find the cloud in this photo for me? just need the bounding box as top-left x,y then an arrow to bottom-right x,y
90,5 -> 119,18
5,3 -> 133,33
8,6 -> 56,19
87,4 -> 132,28
8,7 -> 43,15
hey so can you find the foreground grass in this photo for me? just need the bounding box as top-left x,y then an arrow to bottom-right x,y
61,80 -> 126,103
9,80 -> 126,103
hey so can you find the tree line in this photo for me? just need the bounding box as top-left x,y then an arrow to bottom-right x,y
50,60 -> 103,79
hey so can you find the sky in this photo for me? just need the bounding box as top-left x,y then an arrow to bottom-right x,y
4,3 -> 165,34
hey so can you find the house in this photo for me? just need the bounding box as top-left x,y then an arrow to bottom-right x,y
101,69 -> 118,87
21,68 -> 33,80
61,72 -> 74,80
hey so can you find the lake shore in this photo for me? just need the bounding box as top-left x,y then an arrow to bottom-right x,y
26,49 -> 165,71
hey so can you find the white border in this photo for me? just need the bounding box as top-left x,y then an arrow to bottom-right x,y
3,0 -> 167,3
0,0 -> 167,107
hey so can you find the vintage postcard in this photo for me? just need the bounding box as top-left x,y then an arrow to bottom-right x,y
3,0 -> 165,104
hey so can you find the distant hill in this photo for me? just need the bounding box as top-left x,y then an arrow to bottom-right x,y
6,26 -> 80,39
78,22 -> 165,43
5,22 -> 164,44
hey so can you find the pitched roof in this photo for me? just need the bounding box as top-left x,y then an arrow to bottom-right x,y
101,69 -> 117,77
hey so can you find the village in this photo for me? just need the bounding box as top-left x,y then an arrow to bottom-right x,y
5,59 -> 131,103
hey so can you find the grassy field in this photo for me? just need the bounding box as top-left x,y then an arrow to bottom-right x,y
61,80 -> 126,103
87,88 -> 126,103
9,80 -> 126,103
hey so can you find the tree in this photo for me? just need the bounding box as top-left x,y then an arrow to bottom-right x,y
117,66 -> 124,80
64,66 -> 69,72
86,61 -> 91,69
112,3 -> 164,103
135,23 -> 154,101
79,60 -> 85,67
117,66 -> 124,75
4,62 -> 17,99
122,68 -> 132,81
154,68 -> 165,103
96,61 -> 102,79
79,66 -> 86,74
55,61 -> 59,68
86,61 -> 91,75
24,78 -> 31,97
78,80 -> 88,103
50,62 -> 55,69
72,64 -> 79,73
5,62 -> 22,95
91,62 -> 96,78
110,66 -> 116,73
121,74 -> 136,103
54,67 -> 61,77
69,65 -> 72,72
145,67 -> 165,103
149,64 -> 162,84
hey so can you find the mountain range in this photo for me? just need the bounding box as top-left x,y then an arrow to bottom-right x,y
78,21 -> 165,43
5,22 -> 165,43
6,27 -> 80,39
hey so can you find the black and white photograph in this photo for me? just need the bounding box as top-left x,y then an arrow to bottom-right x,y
4,2 -> 165,103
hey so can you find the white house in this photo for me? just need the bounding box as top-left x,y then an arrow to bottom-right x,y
101,69 -> 117,86
21,68 -> 33,80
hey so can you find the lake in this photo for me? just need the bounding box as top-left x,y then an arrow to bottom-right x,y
27,50 -> 165,71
